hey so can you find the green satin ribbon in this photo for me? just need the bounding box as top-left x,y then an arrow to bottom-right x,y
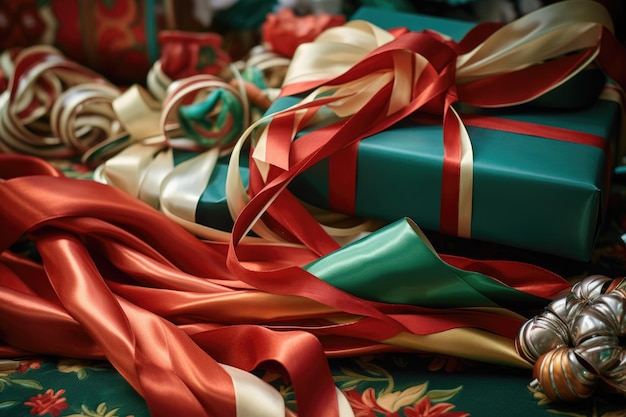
172,149 -> 199,166
304,218 -> 549,311
242,66 -> 267,90
178,88 -> 245,148
171,149 -> 250,232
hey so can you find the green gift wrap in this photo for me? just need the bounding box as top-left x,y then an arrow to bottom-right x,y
268,7 -> 622,261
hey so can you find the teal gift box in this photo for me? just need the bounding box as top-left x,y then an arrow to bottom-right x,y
266,7 -> 622,261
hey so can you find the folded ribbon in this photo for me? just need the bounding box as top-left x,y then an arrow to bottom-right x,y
0,154 -> 571,417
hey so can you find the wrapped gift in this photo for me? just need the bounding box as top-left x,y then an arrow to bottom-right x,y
256,2 -> 625,261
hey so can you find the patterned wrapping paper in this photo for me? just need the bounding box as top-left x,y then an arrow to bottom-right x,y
0,0 -> 167,84
0,0 -> 269,85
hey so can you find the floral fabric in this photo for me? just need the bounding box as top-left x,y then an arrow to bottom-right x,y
2,353 -> 626,417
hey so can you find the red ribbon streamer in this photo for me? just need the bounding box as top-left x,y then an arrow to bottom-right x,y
0,154 -> 571,416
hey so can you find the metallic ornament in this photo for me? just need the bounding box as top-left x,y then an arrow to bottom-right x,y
603,351 -> 626,395
588,292 -> 626,337
574,334 -> 621,375
532,347 -> 598,401
571,275 -> 612,301
517,275 -> 626,402
516,300 -> 570,363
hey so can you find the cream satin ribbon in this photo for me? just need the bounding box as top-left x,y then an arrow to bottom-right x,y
97,69 -> 300,243
248,0 -> 614,239
0,46 -> 123,159
281,20 -> 396,87
114,84 -> 163,140
159,147 -> 236,241
93,142 -> 167,200
99,47 -> 373,244
147,72 -> 257,241
225,104 -> 382,244
222,364 -> 355,417
284,0 -> 610,91
226,50 -> 456,240
87,84 -> 164,187
147,59 -> 174,101
599,84 -> 626,164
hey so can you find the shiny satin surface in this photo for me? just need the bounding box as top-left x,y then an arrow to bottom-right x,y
91,1 -> 624,260
0,154 -> 572,417
304,218 -> 552,311
4,1 -> 621,415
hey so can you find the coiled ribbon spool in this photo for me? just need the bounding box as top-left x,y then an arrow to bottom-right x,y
0,46 -> 121,159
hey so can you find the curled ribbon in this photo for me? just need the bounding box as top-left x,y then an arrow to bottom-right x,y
161,74 -> 249,152
96,46 -> 293,239
0,46 -> 122,159
86,67 -> 255,168
0,38 -> 273,171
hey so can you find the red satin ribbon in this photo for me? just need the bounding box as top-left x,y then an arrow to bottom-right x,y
0,154 -> 570,417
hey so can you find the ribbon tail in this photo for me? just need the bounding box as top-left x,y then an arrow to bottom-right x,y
305,218 -> 568,312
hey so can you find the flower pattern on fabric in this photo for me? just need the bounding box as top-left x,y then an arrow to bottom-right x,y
0,359 -> 44,411
333,357 -> 469,417
0,363 -> 43,392
403,397 -> 469,417
65,402 -> 132,417
16,359 -> 43,374
3,355 -> 626,416
344,386 -> 468,417
56,360 -> 109,380
24,388 -> 69,417
0,358 -> 145,416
